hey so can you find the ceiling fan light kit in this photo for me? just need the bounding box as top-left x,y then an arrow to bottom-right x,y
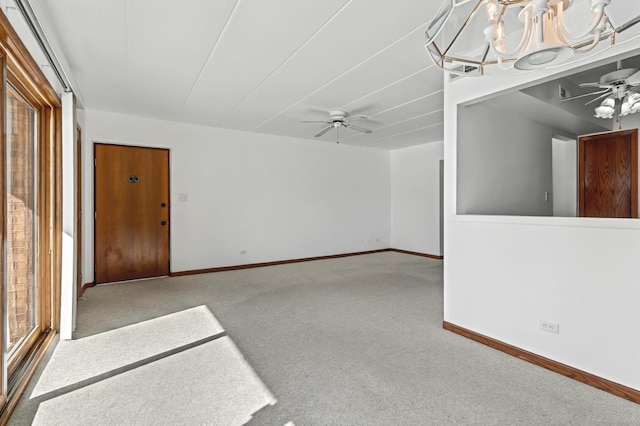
424,0 -> 640,76
593,89 -> 640,119
563,62 -> 640,126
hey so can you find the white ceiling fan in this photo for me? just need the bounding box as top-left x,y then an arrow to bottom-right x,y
561,62 -> 640,122
301,110 -> 372,143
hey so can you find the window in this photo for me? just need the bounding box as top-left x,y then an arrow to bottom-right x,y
0,12 -> 61,419
6,85 -> 38,356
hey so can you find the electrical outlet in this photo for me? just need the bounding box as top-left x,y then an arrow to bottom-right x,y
540,320 -> 559,334
178,193 -> 188,202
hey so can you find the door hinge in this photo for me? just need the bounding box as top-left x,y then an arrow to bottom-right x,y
94,159 -> 96,167
94,211 -> 97,220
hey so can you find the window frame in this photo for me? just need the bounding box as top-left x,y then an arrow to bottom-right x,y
0,9 -> 61,419
5,78 -> 42,375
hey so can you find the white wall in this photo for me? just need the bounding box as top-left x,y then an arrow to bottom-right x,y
445,40 -> 640,392
552,138 -> 577,217
390,141 -> 443,256
83,110 -> 391,277
457,103 -> 553,216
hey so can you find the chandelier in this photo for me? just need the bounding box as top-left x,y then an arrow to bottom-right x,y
425,0 -> 640,76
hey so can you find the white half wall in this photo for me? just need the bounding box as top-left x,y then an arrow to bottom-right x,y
83,110 -> 391,277
390,141 -> 443,256
445,40 -> 640,392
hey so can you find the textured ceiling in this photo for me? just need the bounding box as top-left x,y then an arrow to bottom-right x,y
34,0 -> 444,150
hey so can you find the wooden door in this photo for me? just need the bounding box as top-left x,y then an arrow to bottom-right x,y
94,144 -> 170,284
579,130 -> 638,218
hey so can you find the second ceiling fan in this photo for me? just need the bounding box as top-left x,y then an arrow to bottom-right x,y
562,62 -> 640,120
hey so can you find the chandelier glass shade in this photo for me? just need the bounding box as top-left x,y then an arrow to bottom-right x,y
425,0 -> 640,76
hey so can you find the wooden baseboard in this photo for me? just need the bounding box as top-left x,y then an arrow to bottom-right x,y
170,249 -> 392,277
390,248 -> 443,260
443,321 -> 640,404
78,282 -> 94,298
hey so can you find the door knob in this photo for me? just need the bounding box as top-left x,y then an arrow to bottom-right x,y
161,202 -> 166,207
161,221 -> 167,226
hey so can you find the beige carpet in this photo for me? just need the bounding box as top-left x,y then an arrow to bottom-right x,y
8,252 -> 640,425
21,305 -> 274,425
33,336 -> 275,425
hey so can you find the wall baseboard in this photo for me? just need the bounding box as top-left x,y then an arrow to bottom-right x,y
78,282 -> 94,298
390,248 -> 443,260
443,321 -> 640,404
170,249 -> 393,277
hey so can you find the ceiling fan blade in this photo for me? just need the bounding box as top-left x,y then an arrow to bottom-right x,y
585,91 -> 612,105
559,89 -> 609,102
314,126 -> 333,137
627,69 -> 640,86
579,82 -> 605,88
348,124 -> 372,134
346,115 -> 368,121
301,120 -> 330,124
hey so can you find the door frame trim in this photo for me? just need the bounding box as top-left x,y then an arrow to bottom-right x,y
92,142 -> 171,283
578,129 -> 638,218
76,125 -> 83,298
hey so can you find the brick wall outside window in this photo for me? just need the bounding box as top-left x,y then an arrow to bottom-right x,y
6,90 -> 36,351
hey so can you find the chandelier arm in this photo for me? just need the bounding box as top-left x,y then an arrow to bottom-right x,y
571,28 -> 603,53
535,8 -> 545,43
488,8 -> 533,59
557,0 -> 608,41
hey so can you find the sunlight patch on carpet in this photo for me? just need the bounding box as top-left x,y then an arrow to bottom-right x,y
31,305 -> 224,398
32,337 -> 276,425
